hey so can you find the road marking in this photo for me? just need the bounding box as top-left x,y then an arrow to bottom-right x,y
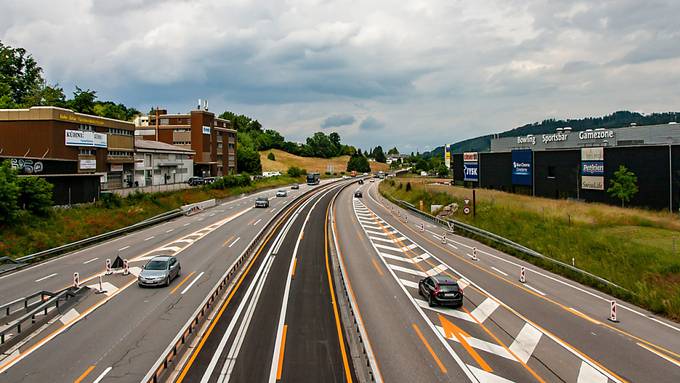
171,272 -> 195,294
92,366 -> 112,383
271,208 -> 277,212
83,257 -> 98,264
184,223 -> 191,226
380,252 -> 430,264
413,323 -> 447,374
74,365 -> 96,383
276,324 -> 288,379
210,213 -> 215,217
35,273 -> 58,282
228,236 -> 241,248
509,323 -> 542,363
389,264 -> 426,277
373,242 -> 418,252
470,298 -> 500,323
371,258 -> 384,276
447,243 -> 459,250
467,365 -> 514,383
491,267 -> 508,276
637,342 -> 680,368
439,315 -> 492,372
144,236 -> 154,241
438,325 -> 513,360
416,299 -> 473,322
292,258 -> 298,279
369,235 -> 407,244
567,307 -> 602,325
222,236 -> 235,247
118,245 -> 130,251
166,229 -> 174,233
180,272 -> 204,295
253,218 -> 262,226
60,308 -> 80,325
400,278 -> 418,289
577,361 -> 608,383
524,284 -> 546,296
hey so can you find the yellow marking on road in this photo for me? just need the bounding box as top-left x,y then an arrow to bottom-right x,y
222,236 -> 235,247
291,258 -> 298,279
637,342 -> 680,368
74,365 -> 96,383
439,315 -> 492,372
413,323 -> 448,374
170,271 -> 195,295
371,258 -> 384,276
276,324 -> 288,380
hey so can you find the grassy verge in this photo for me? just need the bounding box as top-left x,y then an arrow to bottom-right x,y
0,175 -> 305,259
379,178 -> 680,320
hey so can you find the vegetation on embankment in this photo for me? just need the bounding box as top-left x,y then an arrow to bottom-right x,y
0,175 -> 304,259
260,149 -> 390,174
379,178 -> 680,320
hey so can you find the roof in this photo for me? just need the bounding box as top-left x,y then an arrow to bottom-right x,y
135,139 -> 194,153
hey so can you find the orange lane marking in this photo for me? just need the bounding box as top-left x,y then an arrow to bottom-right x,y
439,315 -> 492,373
412,323 -> 448,374
170,271 -> 195,294
291,258 -> 298,279
276,324 -> 288,380
222,236 -> 235,247
73,365 -> 96,383
371,258 -> 384,276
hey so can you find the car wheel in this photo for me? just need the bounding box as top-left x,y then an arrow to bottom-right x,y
418,285 -> 423,297
166,276 -> 171,287
428,294 -> 435,307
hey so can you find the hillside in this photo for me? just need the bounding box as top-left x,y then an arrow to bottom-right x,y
260,149 -> 390,174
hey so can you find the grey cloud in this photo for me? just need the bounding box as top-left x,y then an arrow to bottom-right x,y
321,114 -> 355,128
359,116 -> 385,131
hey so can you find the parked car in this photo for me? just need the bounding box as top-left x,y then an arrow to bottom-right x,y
291,183 -> 300,190
354,190 -> 363,198
255,197 -> 270,208
276,190 -> 287,197
418,276 -> 463,307
138,256 -> 181,287
187,177 -> 204,186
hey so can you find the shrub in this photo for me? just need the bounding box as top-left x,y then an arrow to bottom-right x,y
406,182 -> 412,192
287,166 -> 306,178
100,192 -> 123,209
325,171 -> 331,175
267,152 -> 276,161
0,160 -> 20,223
17,176 -> 53,216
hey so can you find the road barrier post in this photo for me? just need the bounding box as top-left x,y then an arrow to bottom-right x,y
73,272 -> 79,288
105,258 -> 112,275
608,300 -> 619,322
420,223 -> 424,232
123,259 -> 129,276
471,247 -> 479,261
95,275 -> 107,294
441,233 -> 447,244
404,215 -> 408,223
519,266 -> 526,283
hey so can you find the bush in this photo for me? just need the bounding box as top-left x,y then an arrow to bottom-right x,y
0,160 -> 20,223
325,171 -> 331,175
207,174 -> 252,190
100,192 -> 123,209
17,176 -> 53,216
287,166 -> 306,178
267,152 -> 276,161
406,182 -> 412,192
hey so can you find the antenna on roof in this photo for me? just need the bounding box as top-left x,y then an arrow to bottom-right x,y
205,99 -> 209,111
198,99 -> 202,110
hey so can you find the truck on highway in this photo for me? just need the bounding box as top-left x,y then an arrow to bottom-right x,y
306,172 -> 320,185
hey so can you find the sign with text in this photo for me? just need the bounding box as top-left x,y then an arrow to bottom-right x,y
202,126 -> 211,135
581,161 -> 604,176
582,175 -> 604,190
79,159 -> 96,170
444,145 -> 451,168
511,149 -> 532,185
463,152 -> 478,162
463,162 -> 479,182
581,147 -> 604,161
65,130 -> 107,148
110,164 -> 123,172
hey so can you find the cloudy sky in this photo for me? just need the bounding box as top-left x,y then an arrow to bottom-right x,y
2,0 -> 679,152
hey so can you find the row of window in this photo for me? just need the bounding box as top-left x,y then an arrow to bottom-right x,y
109,151 -> 132,157
108,128 -> 133,136
79,124 -> 95,131
173,141 -> 191,145
173,128 -> 191,133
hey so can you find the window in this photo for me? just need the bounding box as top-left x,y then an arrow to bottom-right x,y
108,128 -> 133,136
79,149 -> 96,155
160,118 -> 169,125
173,128 -> 191,132
108,151 -> 132,157
173,141 -> 191,145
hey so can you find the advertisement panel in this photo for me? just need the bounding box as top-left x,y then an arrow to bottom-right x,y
581,161 -> 604,176
93,132 -> 107,148
202,126 -> 211,135
463,152 -> 478,162
581,147 -> 604,161
511,149 -> 532,185
463,163 -> 479,182
79,159 -> 96,170
582,176 -> 604,190
110,164 -> 123,172
444,145 -> 451,168
65,130 -> 94,146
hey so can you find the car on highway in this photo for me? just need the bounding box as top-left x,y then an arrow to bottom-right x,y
187,176 -> 204,186
358,179 -> 364,185
369,179 -> 375,183
354,190 -> 362,198
255,196 -> 270,208
204,177 -> 217,185
291,183 -> 299,189
138,256 -> 181,287
276,190 -> 287,197
418,275 -> 463,307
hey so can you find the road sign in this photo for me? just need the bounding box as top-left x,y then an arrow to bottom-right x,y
464,199 -> 470,205
463,206 -> 471,215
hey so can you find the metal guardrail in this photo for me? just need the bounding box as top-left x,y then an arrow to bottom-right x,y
0,291 -> 51,319
141,180 -> 344,383
388,197 -> 629,293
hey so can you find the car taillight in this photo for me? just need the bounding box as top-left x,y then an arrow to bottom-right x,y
434,286 -> 440,296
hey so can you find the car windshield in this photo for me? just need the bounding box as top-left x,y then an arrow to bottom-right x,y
257,197 -> 267,201
145,260 -> 168,270
438,284 -> 458,292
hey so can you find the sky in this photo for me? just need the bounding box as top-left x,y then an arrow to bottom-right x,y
2,0 -> 680,153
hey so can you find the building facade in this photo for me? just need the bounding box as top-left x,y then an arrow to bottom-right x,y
133,139 -> 194,187
135,105 -> 237,177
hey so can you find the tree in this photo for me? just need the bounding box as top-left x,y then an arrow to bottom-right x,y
347,154 -> 371,173
67,87 -> 97,115
0,160 -> 20,224
436,164 -> 449,178
373,146 -> 387,163
0,41 -> 44,106
387,147 -> 399,155
607,165 -> 638,207
267,152 -> 276,161
17,176 -> 53,216
287,166 -> 307,177
237,145 -> 262,174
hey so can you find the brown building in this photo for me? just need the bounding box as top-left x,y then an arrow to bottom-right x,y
136,105 -> 237,177
0,106 -> 136,192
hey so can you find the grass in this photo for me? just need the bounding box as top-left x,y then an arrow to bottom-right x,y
379,178 -> 680,320
0,175 -> 304,260
260,149 -> 390,174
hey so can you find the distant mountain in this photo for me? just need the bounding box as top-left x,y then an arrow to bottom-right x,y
429,111 -> 680,157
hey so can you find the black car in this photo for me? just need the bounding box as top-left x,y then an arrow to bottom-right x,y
358,179 -> 364,185
204,177 -> 217,184
354,190 -> 362,198
255,197 -> 270,208
187,177 -> 204,186
418,276 -> 463,307
291,183 -> 300,190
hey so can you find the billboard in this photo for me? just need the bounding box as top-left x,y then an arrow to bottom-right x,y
511,149 -> 532,185
463,163 -> 479,182
65,130 -> 107,148
463,152 -> 478,162
581,161 -> 604,176
581,147 -> 604,161
444,145 -> 451,169
79,159 -> 96,170
581,147 -> 604,190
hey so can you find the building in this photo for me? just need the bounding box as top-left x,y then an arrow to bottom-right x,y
133,139 -> 194,187
135,102 -> 237,177
0,106 -> 137,204
451,123 -> 680,210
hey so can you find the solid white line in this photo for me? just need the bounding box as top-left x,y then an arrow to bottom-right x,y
184,223 -> 191,226
491,267 -> 508,277
144,236 -> 154,241
118,245 -> 130,251
228,237 -> 241,248
83,258 -> 98,264
166,229 -> 174,233
92,367 -> 112,383
525,284 -> 546,296
469,298 -> 500,323
400,279 -> 419,289
35,273 -> 58,283
180,272 -> 204,295
253,218 -> 262,226
637,342 -> 680,368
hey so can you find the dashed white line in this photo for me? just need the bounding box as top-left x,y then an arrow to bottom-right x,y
166,229 -> 174,233
184,223 -> 191,227
118,245 -> 130,251
253,219 -> 262,226
144,236 -> 155,241
181,271 -> 204,295
524,284 -> 546,296
92,367 -> 113,383
83,258 -> 98,264
35,273 -> 58,283
228,237 -> 241,248
491,266 -> 508,276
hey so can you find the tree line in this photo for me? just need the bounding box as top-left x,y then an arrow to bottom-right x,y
0,160 -> 53,224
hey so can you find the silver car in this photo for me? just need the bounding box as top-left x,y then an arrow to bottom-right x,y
138,256 -> 181,287
276,190 -> 287,197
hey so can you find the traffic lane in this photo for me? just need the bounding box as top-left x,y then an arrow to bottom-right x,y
364,181 -> 680,358
364,183 -> 680,382
0,186 -> 301,304
334,186 -> 469,383
0,195 -> 272,383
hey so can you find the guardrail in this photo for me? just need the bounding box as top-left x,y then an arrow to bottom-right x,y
386,196 -> 628,293
141,180 -> 343,383
0,291 -> 51,319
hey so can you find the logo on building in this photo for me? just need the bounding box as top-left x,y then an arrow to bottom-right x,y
578,130 -> 614,140
517,135 -> 536,145
10,159 -> 44,174
463,152 -> 479,182
511,149 -> 532,185
202,126 -> 211,135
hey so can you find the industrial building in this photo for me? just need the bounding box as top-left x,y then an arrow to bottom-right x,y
451,123 -> 680,210
133,139 -> 195,187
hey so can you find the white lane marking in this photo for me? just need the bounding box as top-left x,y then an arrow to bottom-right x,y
271,208 -> 277,212
181,272 -> 204,295
369,236 -> 408,244
388,264 -> 426,277
468,365 -> 515,383
118,245 -> 130,251
184,223 -> 191,226
83,258 -> 98,265
525,284 -> 546,296
400,279 -> 419,289
457,278 -> 470,290
637,342 -> 680,368
469,298 -> 500,324
92,367 -> 113,383
144,236 -> 154,241
35,273 -> 58,283
491,267 -> 508,277
86,282 -> 118,297
210,213 -> 216,217
228,237 -> 241,248
373,243 -> 418,252
166,229 -> 174,233
364,229 -> 398,236
59,308 -> 79,325
157,246 -> 182,253
447,243 -> 459,250
577,361 -> 608,383
415,299 -> 473,322
437,325 -> 514,360
380,252 -> 431,264
253,218 -> 262,226
509,323 -> 542,363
